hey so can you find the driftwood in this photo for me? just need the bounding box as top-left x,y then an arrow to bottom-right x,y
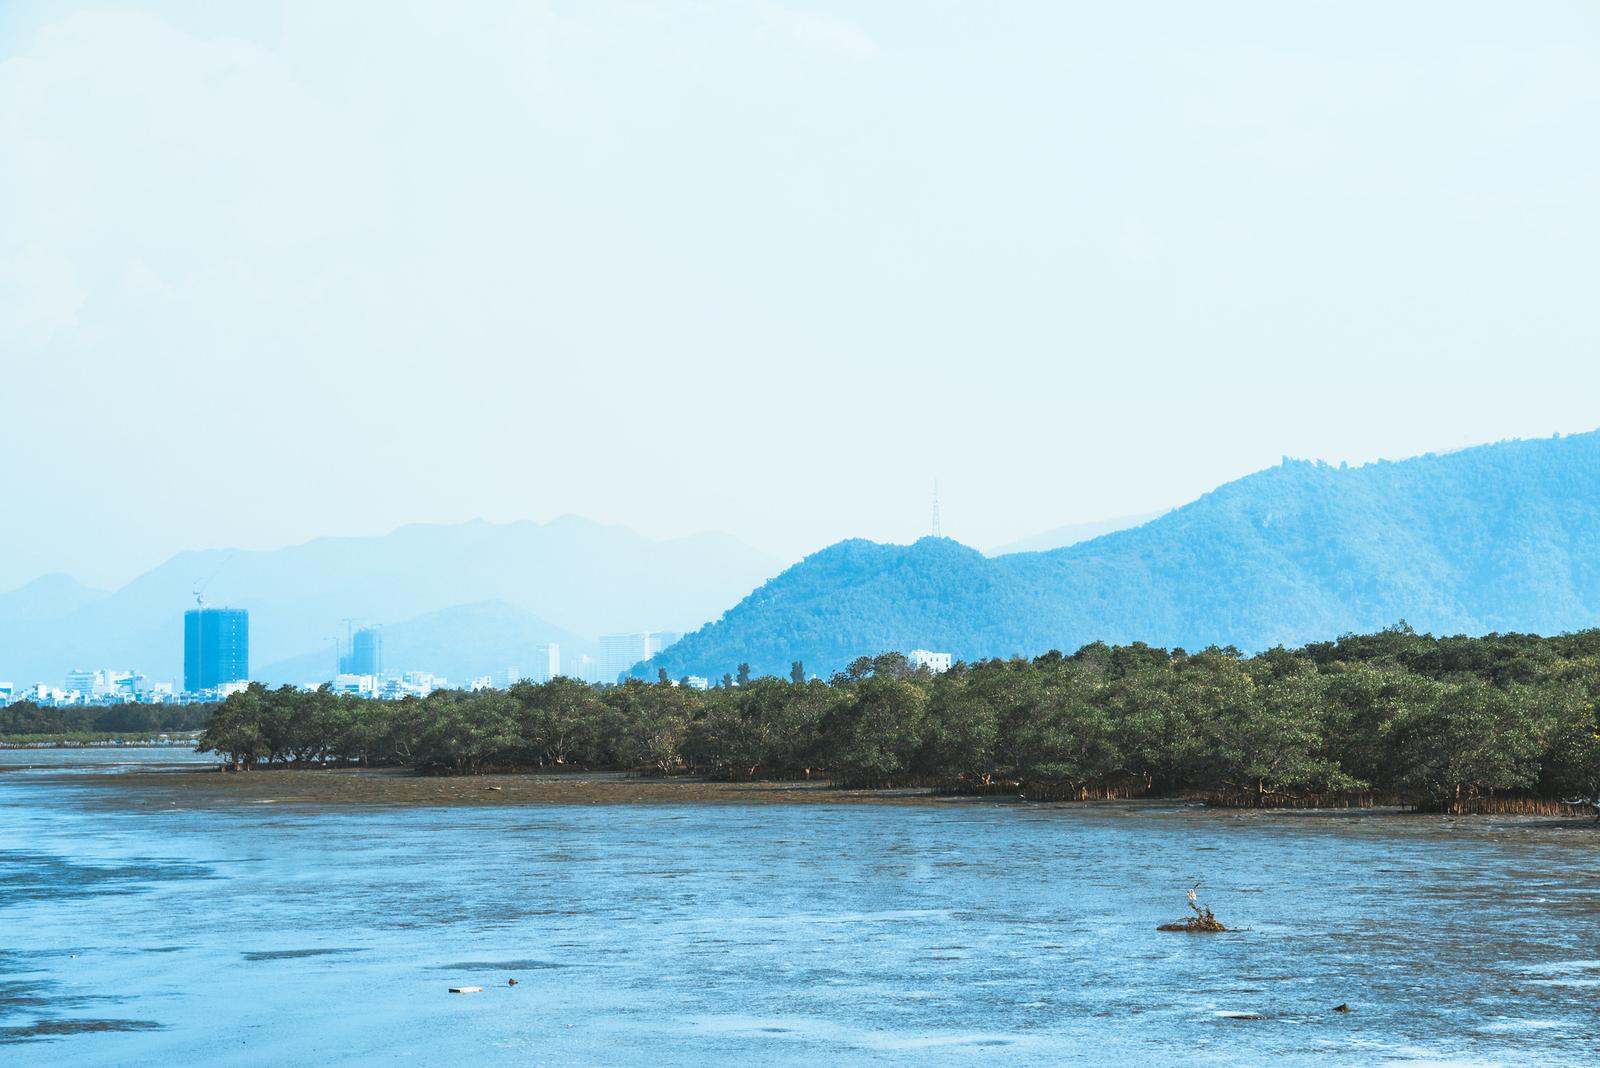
1158,887 -> 1227,933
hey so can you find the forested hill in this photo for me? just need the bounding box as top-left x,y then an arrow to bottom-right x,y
641,431 -> 1600,680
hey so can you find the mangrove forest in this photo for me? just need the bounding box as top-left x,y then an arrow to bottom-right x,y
160,625 -> 1600,814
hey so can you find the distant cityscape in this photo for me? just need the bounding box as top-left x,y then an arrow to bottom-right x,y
0,601 -> 704,708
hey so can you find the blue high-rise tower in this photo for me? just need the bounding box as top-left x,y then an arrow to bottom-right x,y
338,627 -> 383,677
183,607 -> 249,694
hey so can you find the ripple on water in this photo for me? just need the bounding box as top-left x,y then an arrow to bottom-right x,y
0,851 -> 214,904
0,981 -> 59,1011
240,948 -> 364,961
0,1018 -> 164,1043
1476,1017 -> 1566,1034
686,1014 -> 1028,1052
430,959 -> 570,971
1516,959 -> 1600,974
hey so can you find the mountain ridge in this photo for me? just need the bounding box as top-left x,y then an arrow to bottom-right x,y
0,573 -> 109,622
639,432 -> 1600,679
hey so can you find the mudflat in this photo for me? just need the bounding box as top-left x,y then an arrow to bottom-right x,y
54,765 -> 972,808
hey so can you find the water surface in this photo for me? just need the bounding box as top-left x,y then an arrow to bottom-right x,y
2,751 -> 1597,1065
0,745 -> 214,772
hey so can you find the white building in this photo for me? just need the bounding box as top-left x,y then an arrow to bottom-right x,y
64,668 -> 109,699
383,672 -> 445,699
108,671 -> 141,699
57,669 -> 167,704
907,649 -> 954,674
535,643 -> 560,682
333,673 -> 379,697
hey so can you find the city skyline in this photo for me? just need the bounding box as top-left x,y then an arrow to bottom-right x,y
6,611 -> 618,706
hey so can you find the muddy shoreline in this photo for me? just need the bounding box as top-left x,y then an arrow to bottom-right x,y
46,766 -> 988,808
24,763 -> 1597,823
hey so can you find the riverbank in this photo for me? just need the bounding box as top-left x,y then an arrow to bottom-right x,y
48,765 -> 981,808
31,764 -> 1593,822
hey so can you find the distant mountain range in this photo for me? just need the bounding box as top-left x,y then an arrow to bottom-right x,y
12,432 -> 1600,690
640,432 -> 1600,680
987,512 -> 1165,556
0,572 -> 110,622
252,600 -> 588,686
0,518 -> 778,686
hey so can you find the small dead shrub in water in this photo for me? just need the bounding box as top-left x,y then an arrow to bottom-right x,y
1158,886 -> 1227,933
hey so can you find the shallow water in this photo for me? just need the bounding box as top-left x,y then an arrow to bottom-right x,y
2,752 -> 1598,1066
0,745 -> 214,772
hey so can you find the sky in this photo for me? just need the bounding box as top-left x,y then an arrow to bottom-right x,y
1,0 -> 1598,592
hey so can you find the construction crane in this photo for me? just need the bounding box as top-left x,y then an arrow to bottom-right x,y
191,552 -> 235,611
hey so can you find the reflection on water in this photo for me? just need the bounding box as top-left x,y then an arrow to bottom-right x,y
0,746 -> 215,773
2,753 -> 1598,1066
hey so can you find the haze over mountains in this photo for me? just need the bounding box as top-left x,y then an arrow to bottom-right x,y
9,431 -> 1600,691
0,518 -> 779,687
987,512 -> 1166,556
252,601 -> 590,687
641,432 -> 1600,680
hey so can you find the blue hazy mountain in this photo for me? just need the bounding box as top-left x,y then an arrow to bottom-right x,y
253,600 -> 591,687
0,573 -> 109,622
641,432 -> 1600,680
0,518 -> 777,686
987,511 -> 1166,556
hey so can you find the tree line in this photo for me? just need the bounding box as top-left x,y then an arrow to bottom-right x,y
0,700 -> 215,738
184,625 -> 1600,813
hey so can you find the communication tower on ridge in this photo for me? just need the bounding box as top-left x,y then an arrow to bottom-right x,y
931,481 -> 942,539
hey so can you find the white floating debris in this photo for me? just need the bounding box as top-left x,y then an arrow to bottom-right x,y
449,986 -> 484,994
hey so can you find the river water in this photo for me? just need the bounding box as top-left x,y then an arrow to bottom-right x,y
2,749 -> 1598,1066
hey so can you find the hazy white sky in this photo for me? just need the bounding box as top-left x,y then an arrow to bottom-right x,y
2,1 -> 1598,590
